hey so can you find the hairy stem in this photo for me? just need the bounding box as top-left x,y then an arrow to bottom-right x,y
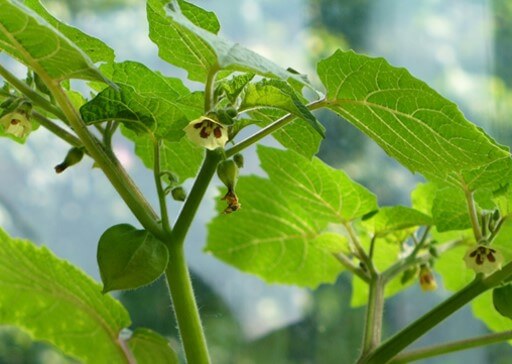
165,242 -> 211,364
154,140 -> 172,234
391,330 -> 512,363
464,188 -> 483,242
333,252 -> 370,283
362,261 -> 512,364
31,111 -> 82,148
359,274 -> 385,360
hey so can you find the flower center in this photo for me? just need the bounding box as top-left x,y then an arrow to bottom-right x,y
193,119 -> 224,139
469,246 -> 497,265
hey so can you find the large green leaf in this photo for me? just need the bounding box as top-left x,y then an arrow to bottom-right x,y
0,0 -> 108,82
22,0 -> 115,63
317,50 -> 512,190
258,146 -> 378,223
207,147 -> 377,287
432,187 -> 472,232
0,228 -> 132,363
147,0 -> 306,84
206,176 -> 346,287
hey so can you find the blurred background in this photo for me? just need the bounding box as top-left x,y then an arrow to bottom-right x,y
1,0 -> 512,363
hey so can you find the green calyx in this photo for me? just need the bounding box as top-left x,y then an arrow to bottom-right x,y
217,159 -> 239,191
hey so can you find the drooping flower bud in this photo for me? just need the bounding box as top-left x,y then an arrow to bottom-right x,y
55,147 -> 85,173
233,153 -> 244,169
184,116 -> 228,150
418,265 -> 437,292
464,244 -> 503,275
171,186 -> 187,202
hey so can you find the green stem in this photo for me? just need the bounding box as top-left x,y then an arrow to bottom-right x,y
391,330 -> 512,363
464,188 -> 483,242
169,150 -> 221,247
344,222 -> 373,272
165,242 -> 211,364
46,80 -> 165,240
362,261 -> 512,364
0,64 -> 67,122
225,98 -> 327,158
359,274 -> 385,360
204,67 -> 219,112
333,252 -> 370,283
154,140 -> 172,234
164,150 -> 220,364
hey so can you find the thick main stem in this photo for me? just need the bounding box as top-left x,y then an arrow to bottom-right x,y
362,261 -> 512,364
165,242 -> 210,364
359,274 -> 385,361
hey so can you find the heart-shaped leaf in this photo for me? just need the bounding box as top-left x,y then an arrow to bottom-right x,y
97,224 -> 168,292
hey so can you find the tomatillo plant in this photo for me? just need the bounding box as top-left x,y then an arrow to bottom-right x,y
1,0 -> 512,363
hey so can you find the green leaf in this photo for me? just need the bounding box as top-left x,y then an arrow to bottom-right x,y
123,127 -> 204,184
317,50 -> 512,190
362,206 -> 432,237
80,61 -> 197,140
473,291 -> 512,333
411,182 -> 437,216
97,224 -> 169,292
22,0 -> 115,63
432,187 -> 471,232
241,79 -> 325,137
250,109 -> 322,158
207,147 -> 376,287
0,0 -> 109,82
0,228 -> 132,363
127,328 -> 179,364
217,73 -> 254,104
147,0 -> 307,84
492,284 -> 512,320
257,146 -> 378,223
206,176 -> 346,288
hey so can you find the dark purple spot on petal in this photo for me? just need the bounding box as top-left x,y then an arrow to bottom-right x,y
213,127 -> 222,138
476,255 -> 484,265
194,122 -> 203,129
487,253 -> 496,262
200,128 -> 210,138
10,119 -> 20,125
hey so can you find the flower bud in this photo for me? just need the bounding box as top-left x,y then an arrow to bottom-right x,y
418,266 -> 437,292
171,187 -> 187,202
233,153 -> 244,169
55,147 -> 84,173
217,159 -> 239,191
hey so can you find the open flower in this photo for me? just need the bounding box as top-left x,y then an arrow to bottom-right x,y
184,116 -> 228,150
0,111 -> 31,138
464,244 -> 503,275
419,266 -> 437,292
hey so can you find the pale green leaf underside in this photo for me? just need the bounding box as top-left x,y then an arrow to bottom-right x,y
432,187 -> 471,232
318,50 -> 512,190
258,146 -> 378,223
206,176 -> 345,288
363,206 -> 432,237
0,228 -> 131,363
147,0 -> 307,84
81,61 -> 198,140
23,0 -> 115,63
0,0 -> 108,82
250,109 -> 322,158
127,328 -> 179,364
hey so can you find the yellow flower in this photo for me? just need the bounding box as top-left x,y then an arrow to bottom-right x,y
463,244 -> 503,275
184,116 -> 228,150
0,111 -> 31,138
419,266 -> 437,292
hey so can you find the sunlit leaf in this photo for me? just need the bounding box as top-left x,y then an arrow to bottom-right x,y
0,0 -> 109,82
317,50 -> 512,191
127,328 -> 178,364
0,228 -> 131,363
363,206 -> 432,237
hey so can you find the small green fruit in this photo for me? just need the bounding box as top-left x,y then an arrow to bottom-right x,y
55,147 -> 84,173
171,186 -> 187,202
217,159 -> 239,190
